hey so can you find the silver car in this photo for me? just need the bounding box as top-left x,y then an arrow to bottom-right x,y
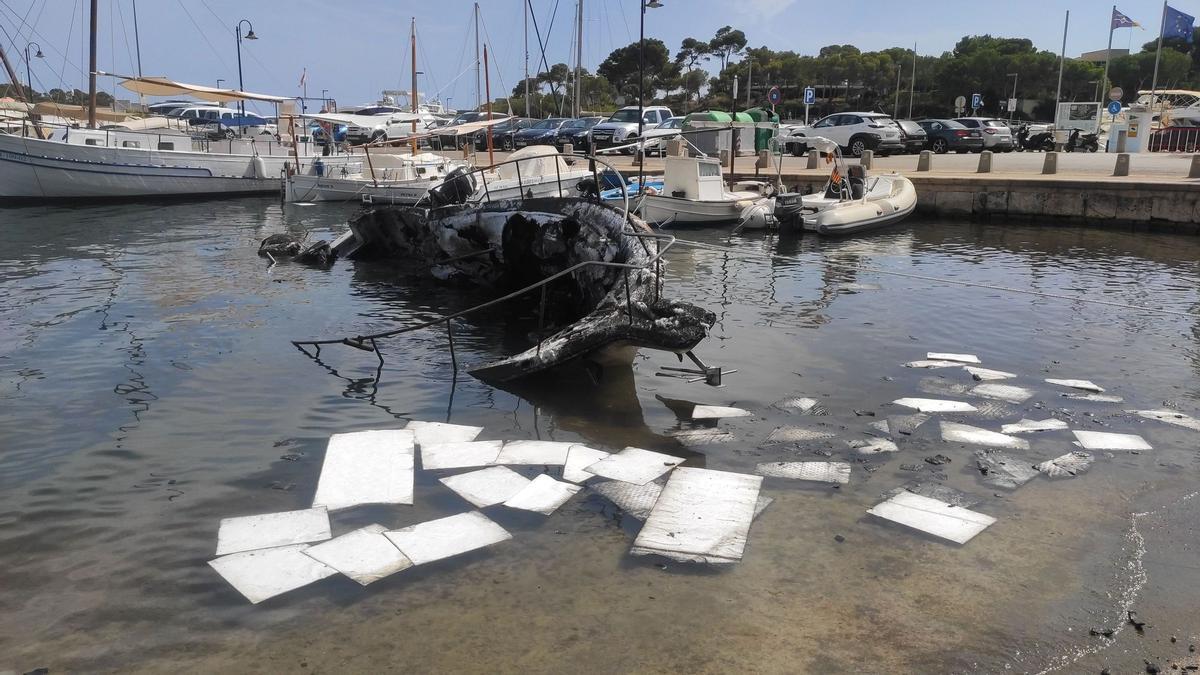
953,118 -> 1015,152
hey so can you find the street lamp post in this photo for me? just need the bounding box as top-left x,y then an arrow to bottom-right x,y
234,18 -> 257,133
217,78 -> 225,89
23,42 -> 43,103
637,0 -> 662,185
320,89 -> 328,111
1006,72 -> 1018,122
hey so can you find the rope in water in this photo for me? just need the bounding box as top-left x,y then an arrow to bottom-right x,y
670,238 -> 1200,319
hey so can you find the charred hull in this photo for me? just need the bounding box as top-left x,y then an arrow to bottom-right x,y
337,197 -> 715,382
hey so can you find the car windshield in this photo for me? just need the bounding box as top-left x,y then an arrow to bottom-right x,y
897,120 -> 923,133
562,117 -> 597,129
984,119 -> 1009,128
659,118 -> 684,129
940,120 -> 967,129
608,109 -> 641,123
532,119 -> 564,129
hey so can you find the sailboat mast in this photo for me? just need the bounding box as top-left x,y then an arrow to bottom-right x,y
87,0 -> 98,128
410,17 -> 418,155
574,0 -> 583,117
474,2 -> 481,110
484,45 -> 494,166
523,0 -> 530,117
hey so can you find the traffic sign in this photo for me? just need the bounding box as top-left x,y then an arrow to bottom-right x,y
1107,100 -> 1122,115
971,93 -> 983,109
768,86 -> 782,106
1007,97 -> 1018,112
1109,87 -> 1123,102
803,87 -> 816,105
954,95 -> 967,110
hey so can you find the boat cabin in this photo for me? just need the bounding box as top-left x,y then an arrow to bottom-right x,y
663,156 -> 726,201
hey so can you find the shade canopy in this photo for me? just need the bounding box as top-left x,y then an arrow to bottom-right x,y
115,74 -> 293,103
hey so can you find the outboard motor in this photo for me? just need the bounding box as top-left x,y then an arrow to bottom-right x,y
423,166 -> 477,208
772,192 -> 806,230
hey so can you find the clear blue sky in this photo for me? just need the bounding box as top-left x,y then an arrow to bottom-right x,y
0,0 -> 1187,113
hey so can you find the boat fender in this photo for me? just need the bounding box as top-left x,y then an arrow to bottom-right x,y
251,155 -> 268,179
734,199 -> 754,209
645,186 -> 659,196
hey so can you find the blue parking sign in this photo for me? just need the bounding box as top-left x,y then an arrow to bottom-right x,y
971,93 -> 983,109
803,87 -> 815,105
1107,100 -> 1122,115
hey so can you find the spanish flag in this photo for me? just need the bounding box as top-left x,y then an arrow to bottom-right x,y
830,166 -> 841,185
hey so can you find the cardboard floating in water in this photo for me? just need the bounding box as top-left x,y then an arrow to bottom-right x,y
493,440 -> 573,466
405,420 -> 484,446
857,439 -> 899,454
904,360 -> 966,369
691,405 -> 752,420
940,422 -> 1029,450
312,429 -> 415,511
630,467 -> 763,564
926,352 -> 981,364
964,366 -> 1016,381
1001,418 -> 1069,434
420,440 -> 503,470
215,506 -> 332,556
438,466 -> 532,508
670,428 -> 735,445
1072,430 -> 1152,451
583,446 -> 683,485
384,512 -> 512,566
591,479 -> 773,522
763,426 -> 837,444
969,383 -> 1034,404
974,449 -> 1040,489
773,396 -> 820,413
867,491 -> 996,544
561,445 -> 610,483
503,474 -> 583,515
1036,451 -> 1093,478
209,543 -> 338,604
1128,409 -> 1200,432
755,461 -> 851,484
1045,379 -> 1105,393
893,398 -> 977,413
301,524 -> 413,586
1063,393 -> 1124,403
884,481 -> 980,508
883,413 -> 930,436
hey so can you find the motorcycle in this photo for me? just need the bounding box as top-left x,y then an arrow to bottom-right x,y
1063,128 -> 1100,153
1015,124 -> 1055,152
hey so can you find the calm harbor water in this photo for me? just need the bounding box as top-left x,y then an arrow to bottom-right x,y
2,199 -> 1199,673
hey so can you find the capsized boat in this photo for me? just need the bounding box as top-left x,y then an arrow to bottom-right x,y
283,152 -> 466,204
638,155 -> 769,226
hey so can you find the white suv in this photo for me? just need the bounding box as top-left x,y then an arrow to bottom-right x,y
953,117 -> 1015,151
797,112 -> 904,157
590,106 -> 674,153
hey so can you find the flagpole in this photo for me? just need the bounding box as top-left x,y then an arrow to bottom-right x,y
1101,6 -> 1115,99
907,41 -> 916,118
1149,0 -> 1167,114
1054,10 -> 1069,130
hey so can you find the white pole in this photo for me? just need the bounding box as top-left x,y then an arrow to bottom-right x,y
1101,5 -> 1116,102
907,42 -> 916,118
474,2 -> 481,110
1054,10 -> 1069,130
524,0 -> 530,117
575,0 -> 583,117
1149,0 -> 1167,115
746,61 -> 752,107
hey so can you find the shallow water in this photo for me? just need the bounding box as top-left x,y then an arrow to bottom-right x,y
2,200 -> 1199,673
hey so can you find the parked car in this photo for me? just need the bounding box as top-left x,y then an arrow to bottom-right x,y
590,105 -> 674,153
433,111 -> 504,150
779,122 -> 809,155
895,119 -> 928,154
1149,126 -> 1200,152
310,121 -> 347,146
798,112 -> 905,157
640,116 -> 686,155
555,116 -> 603,152
916,119 -> 984,154
953,117 -> 1014,151
168,106 -> 275,138
512,117 -> 570,149
474,117 -> 533,151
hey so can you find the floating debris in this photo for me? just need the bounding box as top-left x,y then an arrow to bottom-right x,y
503,474 -> 584,515
583,447 -> 684,485
561,445 -> 610,483
405,420 -> 483,446
1036,451 -> 1094,478
755,461 -> 851,484
924,454 -> 952,466
772,396 -> 821,413
691,405 -> 753,420
970,400 -> 1019,419
868,419 -> 890,434
763,426 -> 837,444
630,468 -> 763,564
1001,418 -> 1070,434
1128,409 -> 1200,432
867,491 -> 996,544
591,479 -> 771,521
301,524 -> 413,586
926,352 -> 981,364
1062,393 -> 1124,403
669,428 -> 735,446
883,413 -> 931,436
969,383 -> 1034,404
1045,379 -> 1105,393
974,449 -> 1040,488
857,439 -> 899,454
904,360 -> 967,369
837,282 -> 882,292
1072,430 -> 1152,451
940,422 -> 1030,450
419,440 -> 503,470
894,398 -> 977,413
438,466 -> 532,507
884,481 -> 980,508
383,512 -> 512,566
493,440 -> 573,466
208,544 -> 337,604
964,366 -> 1016,381
215,507 -> 332,556
312,430 -> 416,511
917,377 -> 970,397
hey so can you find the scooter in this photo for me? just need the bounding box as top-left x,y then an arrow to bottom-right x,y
1064,129 -> 1100,153
1015,124 -> 1055,152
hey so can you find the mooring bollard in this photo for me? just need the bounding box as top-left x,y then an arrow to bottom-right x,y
916,150 -> 932,172
755,149 -> 770,170
1190,154 -> 1200,179
1042,152 -> 1058,175
806,149 -> 819,169
634,149 -> 644,165
666,139 -> 684,157
860,149 -> 873,169
1114,153 -> 1131,177
977,150 -> 993,173
563,143 -> 574,156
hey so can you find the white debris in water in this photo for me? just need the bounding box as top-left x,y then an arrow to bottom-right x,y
1001,418 -> 1070,434
970,401 -> 1019,419
1036,451 -> 1094,478
926,352 -> 981,364
763,426 -> 837,444
583,447 -> 684,485
940,422 -> 1030,450
1063,393 -> 1124,403
438,466 -> 532,507
1128,409 -> 1200,432
867,491 -> 996,544
1072,430 -> 1152,451
904,360 -> 967,369
384,512 -> 512,566
503,474 -> 583,515
884,413 -> 931,436
857,439 -> 899,454
974,449 -> 1040,489
837,282 -> 882,292
691,405 -> 752,420
493,440 -> 574,465
300,524 -> 413,586
917,377 -> 970,397
969,383 -> 1035,404
669,428 -> 735,445
964,366 -> 1016,381
773,396 -> 819,412
755,461 -> 851,484
893,398 -> 977,413
215,507 -> 332,556
312,430 -> 415,511
419,440 -> 504,470
630,468 -> 763,564
209,544 -> 338,604
869,419 -> 890,434
404,420 -> 484,446
561,445 -> 610,483
590,479 -> 665,519
1045,379 -> 1105,393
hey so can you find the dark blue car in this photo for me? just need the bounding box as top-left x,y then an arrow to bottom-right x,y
512,118 -> 569,149
555,116 -> 603,152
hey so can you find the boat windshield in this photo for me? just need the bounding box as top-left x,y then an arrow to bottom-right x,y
608,109 -> 641,123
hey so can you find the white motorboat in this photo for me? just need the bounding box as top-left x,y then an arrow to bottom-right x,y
283,152 -> 466,204
1134,89 -> 1200,127
638,155 -> 768,226
466,145 -> 593,202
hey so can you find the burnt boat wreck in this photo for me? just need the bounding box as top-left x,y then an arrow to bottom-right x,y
299,189 -> 719,384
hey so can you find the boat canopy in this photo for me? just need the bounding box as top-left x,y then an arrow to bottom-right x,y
112,74 -> 293,103
492,145 -> 571,180
33,102 -> 133,122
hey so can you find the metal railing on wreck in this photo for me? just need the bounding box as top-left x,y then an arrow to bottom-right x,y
293,153 -> 678,373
